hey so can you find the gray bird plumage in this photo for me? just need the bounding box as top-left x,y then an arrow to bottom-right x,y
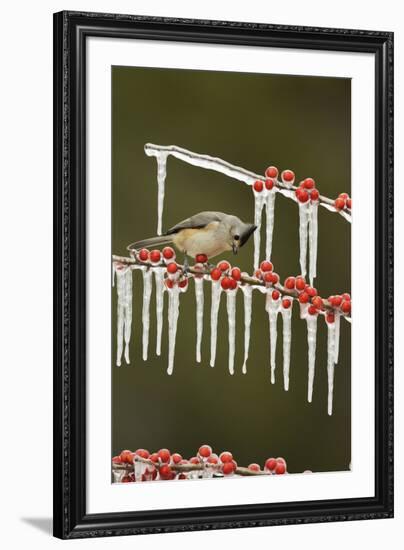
127,211 -> 256,260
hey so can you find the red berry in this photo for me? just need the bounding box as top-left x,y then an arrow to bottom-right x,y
308,305 -> 318,315
189,456 -> 200,464
162,246 -> 175,260
138,249 -> 149,262
326,312 -> 335,323
271,272 -> 279,284
210,267 -> 222,281
158,448 -> 171,463
196,253 -> 208,263
150,249 -> 161,263
255,269 -> 262,279
222,462 -> 236,475
330,295 -> 342,307
339,192 -> 349,200
228,277 -> 238,290
219,451 -> 233,463
112,455 -> 122,464
342,293 -> 351,301
303,177 -> 316,190
165,279 -> 174,289
159,464 -> 173,479
178,473 -> 187,480
231,267 -> 242,281
281,169 -> 295,184
198,445 -> 212,458
260,260 -> 273,272
265,166 -> 278,179
306,286 -> 317,297
282,298 -> 292,309
248,463 -> 261,472
272,290 -> 280,300
166,262 -> 178,274
296,188 -> 309,203
207,454 -> 219,465
150,453 -> 159,463
275,462 -> 286,475
334,197 -> 346,210
284,276 -> 296,290
264,272 -> 272,284
172,453 -> 182,464
295,276 -> 306,291
178,278 -> 188,288
253,180 -> 264,192
135,448 -> 150,459
299,292 -> 310,304
346,198 -> 352,209
265,179 -> 274,191
120,450 -> 133,464
264,458 -> 277,471
217,261 -> 231,272
310,189 -> 320,201
312,296 -> 324,310
221,277 -> 231,290
341,301 -> 351,314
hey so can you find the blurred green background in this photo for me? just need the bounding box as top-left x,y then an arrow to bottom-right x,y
112,66 -> 351,473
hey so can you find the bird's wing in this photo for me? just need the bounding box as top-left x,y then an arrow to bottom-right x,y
166,212 -> 225,235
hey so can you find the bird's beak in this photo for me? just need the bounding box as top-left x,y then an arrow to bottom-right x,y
232,243 -> 238,255
239,224 -> 257,247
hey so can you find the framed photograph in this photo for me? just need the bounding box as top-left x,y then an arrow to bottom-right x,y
53,11 -> 394,539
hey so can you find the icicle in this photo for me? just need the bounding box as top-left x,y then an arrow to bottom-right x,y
156,152 -> 168,235
123,268 -> 133,364
167,285 -> 181,375
298,201 -> 310,278
194,277 -> 204,363
154,267 -> 165,356
240,285 -> 252,374
210,281 -> 223,367
141,268 -> 153,361
306,314 -> 318,402
326,317 -> 337,415
115,268 -> 126,367
280,300 -> 293,391
226,289 -> 237,375
265,291 -> 281,383
253,191 -> 266,269
334,311 -> 341,364
308,201 -> 318,285
265,190 -> 276,261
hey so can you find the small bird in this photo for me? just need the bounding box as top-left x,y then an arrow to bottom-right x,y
127,211 -> 257,261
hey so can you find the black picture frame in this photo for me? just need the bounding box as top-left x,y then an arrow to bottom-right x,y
53,10 -> 394,540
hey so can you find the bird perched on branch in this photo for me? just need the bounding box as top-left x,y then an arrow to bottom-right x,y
127,211 -> 257,263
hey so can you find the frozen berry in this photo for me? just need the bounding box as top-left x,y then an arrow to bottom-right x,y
207,454 -> 219,465
272,290 -> 280,300
342,293 -> 351,301
346,198 -> 352,209
303,177 -> 316,190
150,250 -> 161,263
260,260 -> 273,272
310,189 -> 320,201
138,249 -> 149,262
221,277 -> 232,290
158,448 -> 171,463
149,453 -> 159,463
248,463 -> 261,472
281,169 -> 295,184
265,179 -> 274,191
339,192 -> 349,200
308,305 -> 318,315
282,298 -> 292,309
112,455 -> 122,464
198,445 -> 212,458
255,269 -> 262,279
284,276 -> 296,290
296,188 -> 309,203
217,261 -> 231,272
265,166 -> 278,179
210,268 -> 222,281
231,267 -> 242,281
253,180 -> 264,192
326,312 -> 335,323
295,276 -> 306,291
312,296 -> 324,310
159,464 -> 173,479
196,253 -> 208,263
162,246 -> 175,260
299,292 -> 310,304
228,278 -> 238,290
172,453 -> 182,464
135,448 -> 150,459
334,197 -> 346,210
264,458 -> 277,471
275,462 -> 286,475
166,262 -> 178,274
189,456 -> 200,465
330,295 -> 342,307
222,462 -> 237,475
270,272 -> 280,284
179,278 -> 188,288
219,451 -> 233,463
306,286 -> 317,297
165,279 -> 174,289
341,300 -> 351,314
120,450 -> 134,464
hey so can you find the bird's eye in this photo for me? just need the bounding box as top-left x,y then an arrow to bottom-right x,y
234,235 -> 240,241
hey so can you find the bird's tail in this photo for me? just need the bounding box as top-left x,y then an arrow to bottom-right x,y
127,235 -> 173,252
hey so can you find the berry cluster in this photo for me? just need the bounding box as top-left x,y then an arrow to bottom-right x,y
295,177 -> 320,204
253,165 -> 296,194
210,261 -> 242,290
112,444 -> 288,483
334,192 -> 352,211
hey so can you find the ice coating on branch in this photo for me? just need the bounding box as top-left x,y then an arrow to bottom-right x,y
141,268 -> 153,361
210,281 -> 223,367
154,267 -> 165,356
298,201 -> 310,278
240,285 -> 253,374
280,300 -> 293,391
265,291 -> 281,383
253,190 -> 266,269
326,318 -> 337,415
115,267 -> 132,367
308,202 -> 318,286
319,202 -> 352,223
226,289 -> 237,375
167,285 -> 181,375
153,152 -> 168,235
304,310 -> 318,403
194,277 -> 204,363
265,190 -> 277,261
